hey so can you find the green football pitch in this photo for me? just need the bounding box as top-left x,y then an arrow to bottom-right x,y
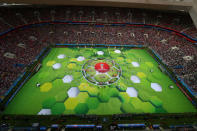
4,47 -> 196,115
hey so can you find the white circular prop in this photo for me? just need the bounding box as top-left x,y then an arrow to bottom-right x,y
38,109 -> 51,115
52,63 -> 61,69
67,87 -> 80,98
114,50 -> 121,54
130,75 -> 140,83
126,87 -> 138,97
62,75 -> 73,83
57,54 -> 66,59
77,56 -> 85,61
97,51 -> 104,55
151,83 -> 162,92
132,62 -> 140,67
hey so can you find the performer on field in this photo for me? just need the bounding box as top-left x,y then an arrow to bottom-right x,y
36,82 -> 40,87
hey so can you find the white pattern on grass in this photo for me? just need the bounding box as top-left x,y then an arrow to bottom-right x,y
131,62 -> 140,67
151,83 -> 162,92
77,56 -> 85,61
126,87 -> 138,97
130,75 -> 140,83
68,87 -> 80,97
52,63 -> 61,69
114,50 -> 121,54
38,109 -> 51,115
97,51 -> 104,55
57,54 -> 66,59
62,75 -> 73,83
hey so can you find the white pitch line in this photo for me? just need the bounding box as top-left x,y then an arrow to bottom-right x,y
105,72 -> 112,79
91,76 -> 97,82
113,66 -> 119,70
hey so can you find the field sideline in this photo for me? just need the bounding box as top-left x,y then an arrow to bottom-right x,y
3,47 -> 196,115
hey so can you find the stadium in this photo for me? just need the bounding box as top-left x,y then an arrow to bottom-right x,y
0,0 -> 197,130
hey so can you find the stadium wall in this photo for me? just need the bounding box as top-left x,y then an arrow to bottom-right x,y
189,0 -> 197,29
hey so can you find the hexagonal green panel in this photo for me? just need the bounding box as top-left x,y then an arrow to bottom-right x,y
74,103 -> 89,114
67,63 -> 77,70
116,57 -> 124,62
52,79 -> 70,92
40,82 -> 52,92
55,92 -> 68,102
137,72 -> 146,78
117,82 -> 127,91
64,98 -> 79,110
75,92 -> 89,103
72,72 -> 83,79
118,92 -> 131,103
141,102 -> 156,113
125,59 -> 132,64
121,102 -> 141,113
78,83 -> 99,96
42,97 -> 56,108
46,60 -> 56,66
130,98 -> 145,109
69,58 -> 78,63
108,87 -> 119,97
98,90 -> 110,102
64,109 -> 75,114
86,97 -> 100,109
98,93 -> 110,103
150,96 -> 162,107
51,103 -> 65,115
138,90 -> 151,102
130,98 -> 155,113
88,98 -> 122,115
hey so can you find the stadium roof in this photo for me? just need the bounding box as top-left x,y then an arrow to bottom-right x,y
0,0 -> 196,28
0,0 -> 193,11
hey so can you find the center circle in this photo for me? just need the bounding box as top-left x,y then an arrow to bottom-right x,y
82,58 -> 122,86
95,62 -> 110,73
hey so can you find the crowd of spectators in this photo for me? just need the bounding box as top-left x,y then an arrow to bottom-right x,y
0,27 -> 48,97
0,6 -> 197,98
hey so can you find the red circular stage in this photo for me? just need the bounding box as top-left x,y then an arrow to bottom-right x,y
95,62 -> 110,73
